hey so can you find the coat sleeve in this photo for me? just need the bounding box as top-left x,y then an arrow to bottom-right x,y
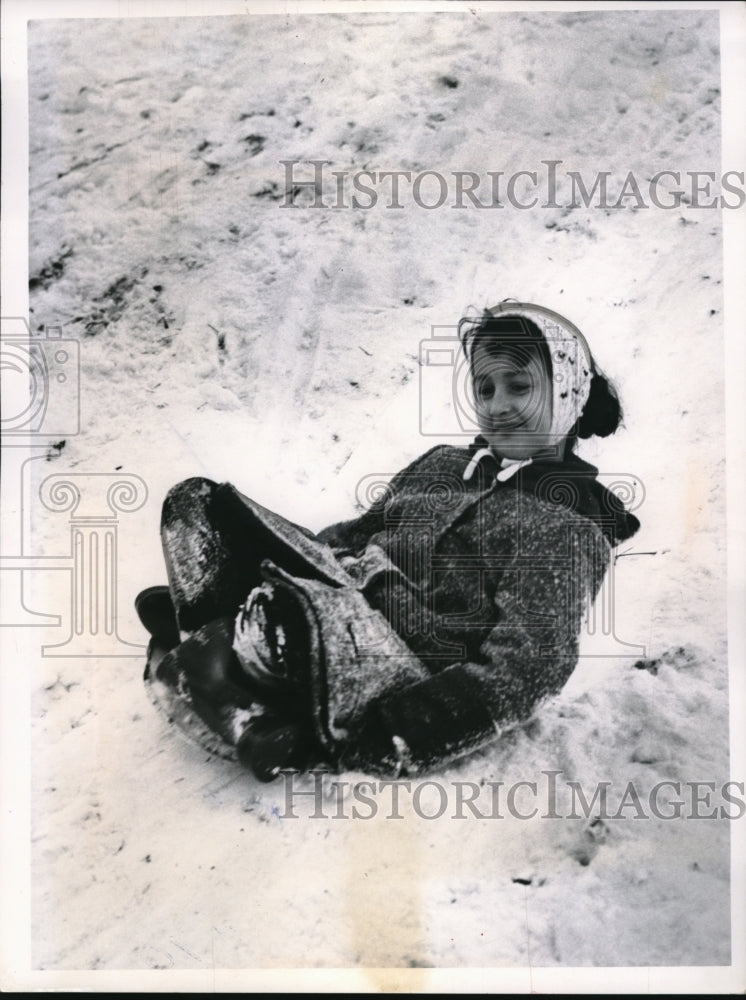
316,446 -> 444,554
315,501 -> 388,556
346,511 -> 612,775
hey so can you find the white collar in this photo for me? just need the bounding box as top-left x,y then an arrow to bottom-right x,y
462,448 -> 533,483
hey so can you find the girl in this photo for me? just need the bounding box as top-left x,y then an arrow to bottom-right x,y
137,301 -> 639,781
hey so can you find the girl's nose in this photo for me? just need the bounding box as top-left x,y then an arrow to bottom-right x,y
488,391 -> 513,418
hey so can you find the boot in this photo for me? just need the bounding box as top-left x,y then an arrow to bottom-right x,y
135,585 -> 180,650
144,615 -> 317,776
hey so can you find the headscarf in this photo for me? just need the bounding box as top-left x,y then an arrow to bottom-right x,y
461,301 -> 594,479
482,301 -> 593,441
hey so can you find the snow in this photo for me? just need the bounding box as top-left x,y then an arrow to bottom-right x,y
6,1 -> 743,985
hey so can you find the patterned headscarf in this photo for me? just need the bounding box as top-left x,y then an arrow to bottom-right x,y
483,301 -> 593,441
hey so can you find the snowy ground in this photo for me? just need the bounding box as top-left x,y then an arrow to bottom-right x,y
12,3 -> 740,980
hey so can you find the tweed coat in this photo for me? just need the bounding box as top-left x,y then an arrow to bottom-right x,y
153,441 -> 639,776
303,440 -> 640,774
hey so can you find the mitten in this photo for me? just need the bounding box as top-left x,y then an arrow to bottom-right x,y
237,720 -> 318,783
337,706 -> 414,778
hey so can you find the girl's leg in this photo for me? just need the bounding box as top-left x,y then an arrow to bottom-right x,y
161,475 -> 351,635
160,477 -> 266,633
149,478 -> 323,780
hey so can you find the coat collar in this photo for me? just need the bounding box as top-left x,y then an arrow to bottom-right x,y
463,437 -> 640,545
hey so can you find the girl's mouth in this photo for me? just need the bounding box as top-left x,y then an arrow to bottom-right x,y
485,421 -> 526,433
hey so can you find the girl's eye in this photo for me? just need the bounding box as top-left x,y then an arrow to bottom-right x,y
509,382 -> 531,394
476,378 -> 494,399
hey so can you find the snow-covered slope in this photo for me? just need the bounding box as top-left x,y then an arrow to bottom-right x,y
25,8 -> 732,972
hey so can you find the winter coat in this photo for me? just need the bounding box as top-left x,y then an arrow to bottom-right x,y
304,439 -> 640,774
155,441 -> 639,777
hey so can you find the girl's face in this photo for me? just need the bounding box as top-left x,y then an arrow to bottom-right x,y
471,342 -> 557,459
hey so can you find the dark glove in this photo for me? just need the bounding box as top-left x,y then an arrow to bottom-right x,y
336,706 -> 413,777
237,720 -> 317,783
